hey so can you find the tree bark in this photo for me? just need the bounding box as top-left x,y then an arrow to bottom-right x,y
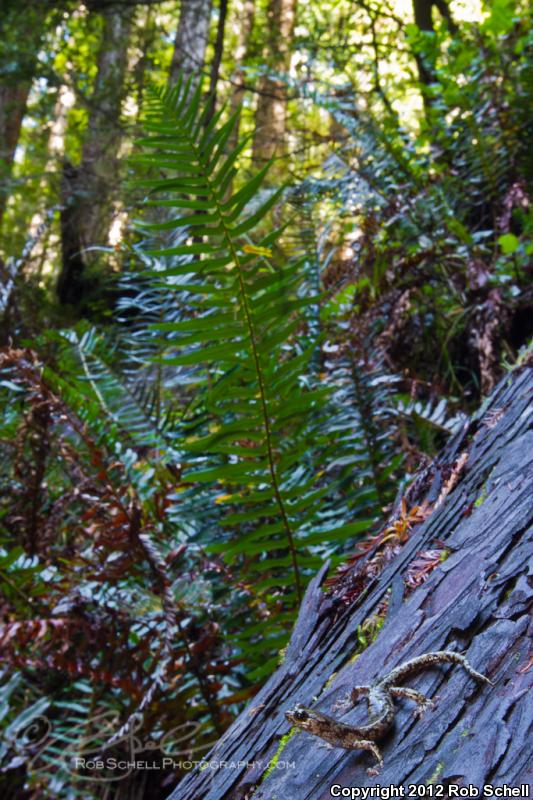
168,0 -> 214,89
57,162 -> 86,306
0,85 -> 30,221
227,0 -> 256,151
252,0 -> 296,164
57,5 -> 133,304
0,2 -> 55,227
167,362 -> 533,799
78,5 -> 134,252
206,0 -> 229,124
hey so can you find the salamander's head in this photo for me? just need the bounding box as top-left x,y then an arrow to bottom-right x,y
285,703 -> 314,730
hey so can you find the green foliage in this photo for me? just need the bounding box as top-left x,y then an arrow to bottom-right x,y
0,79 -> 406,798
0,3 -> 532,798
129,78 -> 389,676
293,10 -> 533,401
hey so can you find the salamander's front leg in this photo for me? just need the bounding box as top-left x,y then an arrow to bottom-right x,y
333,685 -> 370,712
389,686 -> 434,717
344,738 -> 384,776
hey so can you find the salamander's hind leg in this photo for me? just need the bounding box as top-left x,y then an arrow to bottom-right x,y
344,738 -> 384,776
354,739 -> 384,776
333,685 -> 369,712
389,686 -> 434,717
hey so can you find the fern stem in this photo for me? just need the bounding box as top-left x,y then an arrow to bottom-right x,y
232,260 -> 304,604
214,199 -> 304,603
178,103 -> 303,603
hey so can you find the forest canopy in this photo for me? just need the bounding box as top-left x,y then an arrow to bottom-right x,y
0,0 -> 531,797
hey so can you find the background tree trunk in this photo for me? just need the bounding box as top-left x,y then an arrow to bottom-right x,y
206,0 -> 229,124
412,0 -> 457,91
252,0 -> 297,164
227,0 -> 256,151
77,5 -> 134,253
0,2 -> 55,227
57,5 -> 133,304
0,85 -> 30,224
167,363 -> 533,799
169,0 -> 214,89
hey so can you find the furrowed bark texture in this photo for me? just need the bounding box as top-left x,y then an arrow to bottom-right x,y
169,0 -> 214,88
57,5 -> 133,304
227,0 -> 256,152
77,5 -> 133,252
168,363 -> 532,799
252,0 -> 296,164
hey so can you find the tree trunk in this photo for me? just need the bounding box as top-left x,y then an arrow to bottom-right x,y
227,0 -> 256,151
78,5 -> 133,252
0,2 -> 55,228
252,0 -> 296,164
0,85 -> 30,223
167,362 -> 533,799
168,0 -> 214,89
412,0 -> 457,91
57,162 -> 86,306
206,0 -> 229,124
57,5 -> 133,304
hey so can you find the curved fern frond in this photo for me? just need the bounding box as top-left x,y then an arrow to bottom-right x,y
129,79 -> 407,674
131,79 -> 334,624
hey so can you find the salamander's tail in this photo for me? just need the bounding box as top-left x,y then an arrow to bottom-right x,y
461,656 -> 494,686
445,650 -> 493,686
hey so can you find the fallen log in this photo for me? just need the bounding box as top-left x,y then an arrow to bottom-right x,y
168,363 -> 532,800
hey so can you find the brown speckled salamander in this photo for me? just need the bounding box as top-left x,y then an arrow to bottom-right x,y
285,650 -> 493,774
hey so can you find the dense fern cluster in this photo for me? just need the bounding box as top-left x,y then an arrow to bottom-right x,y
0,79 -> 403,797
295,10 -> 532,400
128,79 -> 397,673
